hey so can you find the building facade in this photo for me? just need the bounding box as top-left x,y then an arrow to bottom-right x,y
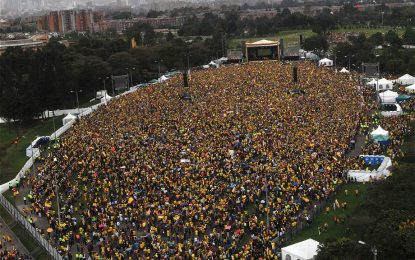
37,10 -> 103,33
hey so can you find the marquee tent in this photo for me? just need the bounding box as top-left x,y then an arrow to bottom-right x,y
340,67 -> 349,73
62,113 -> 76,125
281,239 -> 320,260
405,84 -> 415,93
396,74 -> 415,85
381,103 -> 403,117
374,78 -> 393,91
100,93 -> 112,103
318,58 -> 333,67
370,126 -> 389,142
366,79 -> 377,87
379,90 -> 398,103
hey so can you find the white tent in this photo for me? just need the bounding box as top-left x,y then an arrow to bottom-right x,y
340,67 -> 349,73
366,79 -> 377,87
100,93 -> 112,104
208,61 -> 219,68
381,103 -> 403,117
159,75 -> 168,82
396,74 -> 415,85
281,239 -> 320,260
405,84 -> 415,93
379,90 -> 398,103
318,58 -> 333,67
62,113 -> 76,125
375,78 -> 393,91
370,126 -> 389,141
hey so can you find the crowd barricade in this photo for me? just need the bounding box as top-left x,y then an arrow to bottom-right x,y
0,194 -> 63,259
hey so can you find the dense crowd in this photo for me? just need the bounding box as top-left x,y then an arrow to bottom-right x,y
22,61 -> 367,258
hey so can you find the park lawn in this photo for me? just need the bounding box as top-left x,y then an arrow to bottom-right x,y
0,116 -> 63,184
290,182 -> 368,244
334,26 -> 404,35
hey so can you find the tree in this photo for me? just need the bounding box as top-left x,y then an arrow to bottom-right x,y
369,32 -> 384,46
385,30 -> 402,47
316,238 -> 371,260
304,35 -> 329,51
108,52 -> 137,75
402,27 -> 415,45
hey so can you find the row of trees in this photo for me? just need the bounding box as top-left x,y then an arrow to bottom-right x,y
0,26 -> 219,125
178,5 -> 415,38
333,28 -> 415,75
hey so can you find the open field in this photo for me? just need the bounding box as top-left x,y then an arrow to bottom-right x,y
0,117 -> 63,184
228,26 -> 404,50
290,183 -> 368,244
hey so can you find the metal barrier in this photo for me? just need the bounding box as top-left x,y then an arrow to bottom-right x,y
0,194 -> 63,260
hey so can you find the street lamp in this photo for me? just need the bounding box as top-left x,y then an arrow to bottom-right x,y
186,53 -> 192,71
53,157 -> 61,227
154,60 -> 163,80
125,67 -> 136,89
98,77 -> 110,103
358,241 -> 378,260
70,90 -> 83,114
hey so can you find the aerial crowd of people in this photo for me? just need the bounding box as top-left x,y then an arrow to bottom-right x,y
14,61 -> 411,259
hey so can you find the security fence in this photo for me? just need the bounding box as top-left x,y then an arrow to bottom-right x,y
0,194 -> 63,260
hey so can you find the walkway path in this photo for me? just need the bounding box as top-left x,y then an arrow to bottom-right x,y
0,208 -> 30,257
346,133 -> 366,158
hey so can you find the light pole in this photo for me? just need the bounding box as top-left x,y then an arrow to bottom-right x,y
358,241 -> 377,260
155,60 -> 163,80
70,90 -> 83,114
125,67 -> 136,89
53,157 -> 61,227
186,54 -> 192,71
381,11 -> 384,26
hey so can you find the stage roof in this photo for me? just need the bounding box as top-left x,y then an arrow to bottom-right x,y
246,39 -> 279,47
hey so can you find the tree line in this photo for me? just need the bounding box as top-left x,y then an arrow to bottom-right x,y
0,25 -> 218,125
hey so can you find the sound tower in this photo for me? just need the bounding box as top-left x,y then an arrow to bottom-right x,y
299,34 -> 303,48
280,38 -> 284,59
182,71 -> 191,100
293,64 -> 298,83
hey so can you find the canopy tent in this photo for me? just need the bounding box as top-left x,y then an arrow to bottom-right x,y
405,84 -> 415,93
318,58 -> 333,67
366,79 -> 377,87
281,239 -> 320,260
100,93 -> 112,104
396,74 -> 415,85
62,113 -> 76,125
396,94 -> 411,102
374,78 -> 393,91
305,52 -> 319,60
370,126 -> 390,142
159,75 -> 168,82
379,90 -> 398,103
208,61 -> 219,68
340,67 -> 350,73
381,103 -> 403,117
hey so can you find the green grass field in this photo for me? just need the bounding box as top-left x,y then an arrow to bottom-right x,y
0,117 -> 63,184
228,26 -> 404,50
290,182 -> 368,244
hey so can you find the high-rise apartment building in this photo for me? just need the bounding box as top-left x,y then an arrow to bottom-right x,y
37,9 -> 103,33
